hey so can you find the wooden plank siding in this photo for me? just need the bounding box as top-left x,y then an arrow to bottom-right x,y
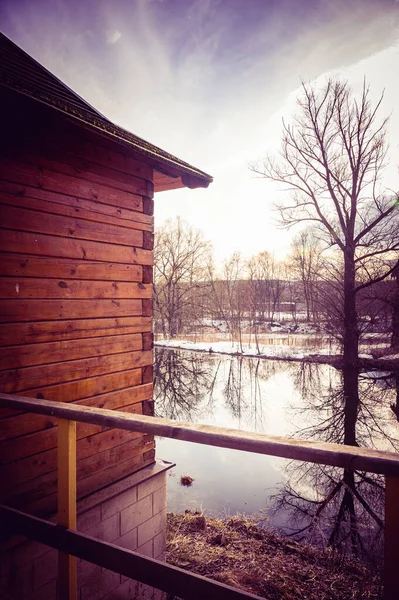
0,92 -> 156,515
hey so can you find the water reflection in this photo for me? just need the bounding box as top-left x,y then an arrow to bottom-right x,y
154,347 -> 399,560
154,347 -> 217,421
273,365 -> 399,563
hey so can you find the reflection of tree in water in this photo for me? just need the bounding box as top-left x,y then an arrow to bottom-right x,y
154,348 -> 218,420
368,371 -> 399,424
273,364 -> 399,564
155,348 -> 286,432
222,357 -> 285,431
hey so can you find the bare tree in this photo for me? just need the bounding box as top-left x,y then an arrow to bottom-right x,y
392,261 -> 399,351
223,253 -> 247,350
246,251 -> 284,323
252,79 -> 399,369
154,217 -> 212,338
290,229 -> 324,322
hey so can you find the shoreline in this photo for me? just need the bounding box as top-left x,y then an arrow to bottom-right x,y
155,340 -> 399,370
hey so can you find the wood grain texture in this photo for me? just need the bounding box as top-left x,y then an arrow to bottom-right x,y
11,120 -> 155,181
0,255 -> 143,282
0,189 -> 153,232
10,452 -> 155,517
0,157 -> 153,205
0,383 -> 152,462
0,349 -> 153,394
10,149 -> 154,197
0,277 -> 152,300
0,317 -> 152,346
0,204 -> 144,247
0,179 -> 153,227
0,333 -> 143,370
0,114 -> 155,503
2,394 -> 399,477
57,419 -> 77,600
0,423 -> 146,487
0,229 -> 153,265
1,436 -> 154,507
0,371 -> 147,431
0,299 -> 143,322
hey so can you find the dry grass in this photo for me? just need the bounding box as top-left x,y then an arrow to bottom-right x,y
166,512 -> 381,600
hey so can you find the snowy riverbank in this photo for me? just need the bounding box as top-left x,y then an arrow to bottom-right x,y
155,338 -> 347,364
155,339 -> 399,369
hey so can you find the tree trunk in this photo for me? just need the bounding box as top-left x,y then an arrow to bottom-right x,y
342,365 -> 359,446
343,251 -> 359,368
391,274 -> 399,350
342,250 -> 359,447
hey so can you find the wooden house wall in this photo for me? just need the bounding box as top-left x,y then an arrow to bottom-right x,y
0,90 -> 155,516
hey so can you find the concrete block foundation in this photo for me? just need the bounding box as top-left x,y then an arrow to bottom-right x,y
0,460 -> 172,599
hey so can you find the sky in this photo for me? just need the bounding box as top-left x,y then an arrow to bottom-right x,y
1,0 -> 399,265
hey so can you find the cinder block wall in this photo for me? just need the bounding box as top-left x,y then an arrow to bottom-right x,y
0,463 -> 169,599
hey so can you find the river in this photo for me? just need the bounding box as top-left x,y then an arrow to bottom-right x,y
154,345 -> 399,557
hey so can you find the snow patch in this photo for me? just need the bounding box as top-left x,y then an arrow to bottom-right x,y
382,353 -> 399,361
155,339 -> 341,361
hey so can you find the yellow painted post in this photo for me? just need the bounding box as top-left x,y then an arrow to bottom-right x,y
384,475 -> 399,600
58,419 -> 77,600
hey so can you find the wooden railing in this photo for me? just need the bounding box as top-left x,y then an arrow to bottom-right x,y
1,391 -> 399,600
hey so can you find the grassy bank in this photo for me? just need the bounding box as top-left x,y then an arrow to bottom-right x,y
166,512 -> 381,599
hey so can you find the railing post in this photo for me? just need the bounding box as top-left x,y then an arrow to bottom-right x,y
58,419 -> 77,600
384,475 -> 399,600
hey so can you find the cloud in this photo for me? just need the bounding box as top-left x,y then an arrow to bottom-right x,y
1,0 -> 398,264
105,29 -> 122,45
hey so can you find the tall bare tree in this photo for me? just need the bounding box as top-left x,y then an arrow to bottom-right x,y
154,217 -> 212,338
252,79 -> 399,369
246,251 -> 284,323
290,229 -> 324,322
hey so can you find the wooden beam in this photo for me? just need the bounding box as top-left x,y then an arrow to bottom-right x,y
2,393 -> 399,476
57,419 -> 77,600
0,504 -> 260,600
384,476 -> 399,600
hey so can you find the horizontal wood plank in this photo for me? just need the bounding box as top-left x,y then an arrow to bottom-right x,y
0,230 -> 153,265
0,188 -> 153,231
1,394 -> 399,476
0,349 -> 153,395
0,204 -> 143,248
0,384 -> 152,463
0,298 -> 143,322
0,504 -> 263,600
12,124 -> 154,181
0,424 -> 149,488
59,135 -> 152,179
0,277 -> 152,300
0,333 -> 143,371
8,149 -> 154,198
22,452 -> 156,516
0,379 -> 150,441
0,255 -> 143,282
0,180 -> 153,227
0,317 -> 152,346
3,368 -> 145,412
0,158 -> 153,205
0,367 -> 147,420
1,436 -> 154,506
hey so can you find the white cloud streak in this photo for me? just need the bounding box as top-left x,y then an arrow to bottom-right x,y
106,29 -> 122,45
1,0 -> 398,264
